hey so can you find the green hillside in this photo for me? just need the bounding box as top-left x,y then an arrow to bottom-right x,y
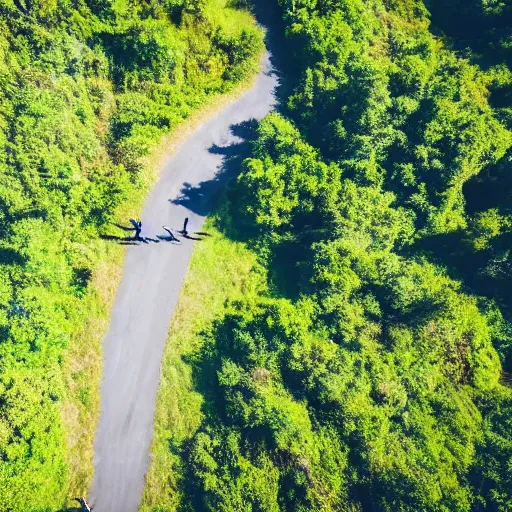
0,0 -> 262,509
2,0 -> 512,510
144,1 -> 512,511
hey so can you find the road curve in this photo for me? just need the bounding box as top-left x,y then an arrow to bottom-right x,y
90,51 -> 277,512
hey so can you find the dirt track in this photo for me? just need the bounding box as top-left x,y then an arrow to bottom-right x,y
90,51 -> 277,512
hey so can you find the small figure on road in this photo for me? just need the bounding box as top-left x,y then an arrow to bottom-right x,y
180,217 -> 189,236
129,219 -> 143,241
74,497 -> 93,511
163,226 -> 181,243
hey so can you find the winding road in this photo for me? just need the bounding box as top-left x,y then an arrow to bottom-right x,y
90,50 -> 278,511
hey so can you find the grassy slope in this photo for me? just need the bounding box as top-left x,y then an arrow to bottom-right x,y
60,35 -> 264,505
139,211 -> 267,511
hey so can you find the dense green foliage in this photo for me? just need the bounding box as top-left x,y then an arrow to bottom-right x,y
0,0 -> 261,509
430,0 -> 512,66
149,1 -> 512,510
429,0 -> 512,371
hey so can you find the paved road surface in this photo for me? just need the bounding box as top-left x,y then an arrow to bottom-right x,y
90,51 -> 277,512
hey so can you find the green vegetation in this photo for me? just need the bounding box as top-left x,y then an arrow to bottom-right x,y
0,0 -> 262,509
145,0 -> 512,511
2,0 -> 511,508
140,214 -> 267,511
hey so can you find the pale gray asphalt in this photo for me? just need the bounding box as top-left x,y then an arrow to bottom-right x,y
90,52 -> 277,512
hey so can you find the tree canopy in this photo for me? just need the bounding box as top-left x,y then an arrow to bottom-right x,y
146,1 -> 512,510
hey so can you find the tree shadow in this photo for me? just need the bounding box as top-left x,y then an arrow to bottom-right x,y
251,0 -> 296,106
427,0 -> 512,70
112,222 -> 136,232
410,230 -> 510,298
229,118 -> 260,140
169,176 -> 227,216
0,246 -> 24,265
408,230 -> 485,291
169,120 -> 257,217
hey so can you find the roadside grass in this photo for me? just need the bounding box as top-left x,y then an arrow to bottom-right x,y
61,248 -> 122,496
139,211 -> 267,512
60,21 -> 265,506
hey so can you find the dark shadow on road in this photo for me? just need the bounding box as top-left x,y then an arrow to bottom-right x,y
100,234 -> 143,245
169,120 -> 257,217
102,230 -> 206,245
208,141 -> 245,157
157,235 -> 182,244
229,118 -> 260,140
